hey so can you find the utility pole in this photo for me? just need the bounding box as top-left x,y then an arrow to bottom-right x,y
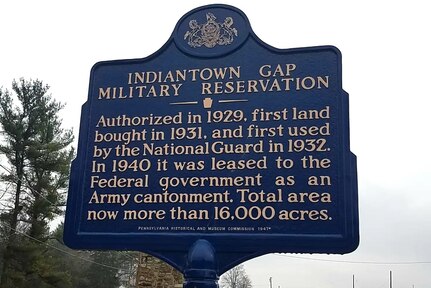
389,271 -> 392,288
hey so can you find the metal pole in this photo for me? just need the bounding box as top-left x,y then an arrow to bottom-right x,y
183,240 -> 219,288
269,277 -> 272,288
353,274 -> 355,288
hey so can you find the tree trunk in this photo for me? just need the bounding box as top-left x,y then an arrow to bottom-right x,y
0,161 -> 24,286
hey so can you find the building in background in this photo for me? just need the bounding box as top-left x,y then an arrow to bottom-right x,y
136,253 -> 183,288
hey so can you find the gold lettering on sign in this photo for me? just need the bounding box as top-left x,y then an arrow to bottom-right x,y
96,64 -> 330,101
87,61 -> 337,230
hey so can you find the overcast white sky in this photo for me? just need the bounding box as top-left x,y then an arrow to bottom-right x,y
1,1 -> 430,287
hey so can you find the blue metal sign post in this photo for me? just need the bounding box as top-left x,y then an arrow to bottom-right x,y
64,5 -> 358,287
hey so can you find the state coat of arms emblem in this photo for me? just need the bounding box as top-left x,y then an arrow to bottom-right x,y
184,12 -> 238,48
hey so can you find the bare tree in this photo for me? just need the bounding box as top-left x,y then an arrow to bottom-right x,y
220,264 -> 252,288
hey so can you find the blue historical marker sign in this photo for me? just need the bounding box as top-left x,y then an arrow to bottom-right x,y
64,4 -> 358,279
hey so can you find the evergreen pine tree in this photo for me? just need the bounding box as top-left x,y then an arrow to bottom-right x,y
0,78 -> 74,287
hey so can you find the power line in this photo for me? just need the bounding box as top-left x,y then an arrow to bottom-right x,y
273,254 -> 431,265
0,164 -> 139,270
0,162 -> 62,207
2,222 -> 123,271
